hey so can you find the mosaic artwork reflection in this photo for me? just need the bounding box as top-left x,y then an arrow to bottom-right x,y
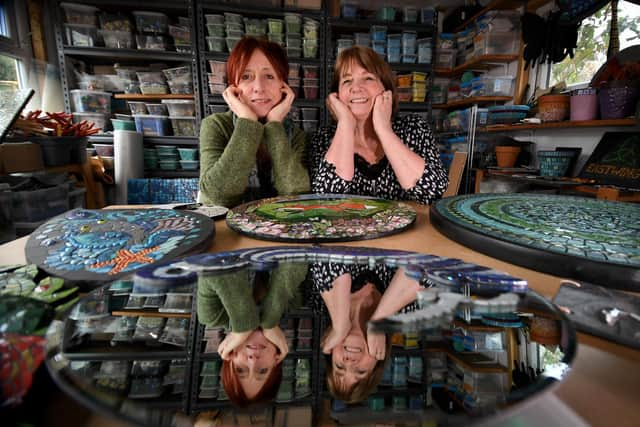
226,194 -> 416,242
25,209 -> 214,281
46,247 -> 575,427
431,194 -> 640,290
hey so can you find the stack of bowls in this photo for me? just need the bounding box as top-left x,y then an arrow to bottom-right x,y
177,147 -> 199,170
156,145 -> 179,170
144,148 -> 158,170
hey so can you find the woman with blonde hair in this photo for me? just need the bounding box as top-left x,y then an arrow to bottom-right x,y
310,45 -> 447,204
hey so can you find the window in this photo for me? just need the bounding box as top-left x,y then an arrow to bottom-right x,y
0,0 -> 32,92
550,0 -> 640,87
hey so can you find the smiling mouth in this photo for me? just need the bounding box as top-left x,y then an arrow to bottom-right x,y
251,98 -> 271,104
344,346 -> 362,353
350,98 -> 368,104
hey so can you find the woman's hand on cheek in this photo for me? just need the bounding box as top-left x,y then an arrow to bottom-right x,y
327,93 -> 356,128
321,320 -> 351,354
266,83 -> 295,123
222,85 -> 258,121
217,330 -> 253,360
372,90 -> 393,134
366,326 -> 386,361
262,326 -> 289,362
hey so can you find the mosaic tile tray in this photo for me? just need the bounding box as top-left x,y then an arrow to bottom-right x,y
226,194 -> 416,243
430,194 -> 640,291
25,209 -> 215,282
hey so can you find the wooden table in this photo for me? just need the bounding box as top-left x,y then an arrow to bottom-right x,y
2,203 -> 639,427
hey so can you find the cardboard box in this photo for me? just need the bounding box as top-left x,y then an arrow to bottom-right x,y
0,142 -> 45,173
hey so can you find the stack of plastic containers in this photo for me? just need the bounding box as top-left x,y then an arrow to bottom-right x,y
115,66 -> 139,94
132,10 -> 169,51
224,12 -> 244,52
61,2 -> 99,47
177,147 -> 198,170
168,17 -> 191,53
401,31 -> 417,64
155,145 -> 179,170
473,11 -> 521,58
435,33 -> 456,70
370,25 -> 387,57
162,99 -> 196,137
205,14 -> 226,53
284,13 -> 302,59
302,17 -> 319,59
336,37 -> 354,57
98,12 -> 134,49
162,65 -> 193,95
70,89 -> 112,132
137,70 -> 167,95
267,17 -> 284,46
207,60 -> 226,95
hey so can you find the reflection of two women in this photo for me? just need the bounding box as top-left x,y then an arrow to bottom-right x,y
311,262 -> 426,403
196,264 -> 306,406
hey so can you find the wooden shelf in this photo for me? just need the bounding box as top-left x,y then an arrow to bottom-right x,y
478,118 -> 639,132
114,94 -> 194,101
435,54 -> 519,77
433,96 -> 512,110
453,0 -> 552,32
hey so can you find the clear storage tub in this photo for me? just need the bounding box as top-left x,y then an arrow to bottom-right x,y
133,115 -> 170,136
169,116 -> 196,137
161,99 -> 195,117
98,29 -> 134,49
132,11 -> 168,34
70,90 -> 111,113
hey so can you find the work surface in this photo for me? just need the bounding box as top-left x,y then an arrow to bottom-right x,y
2,203 -> 639,427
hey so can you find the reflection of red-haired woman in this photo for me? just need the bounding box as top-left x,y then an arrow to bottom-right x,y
199,36 -> 310,208
197,264 -> 307,407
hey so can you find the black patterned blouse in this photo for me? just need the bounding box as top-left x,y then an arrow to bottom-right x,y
310,114 -> 448,205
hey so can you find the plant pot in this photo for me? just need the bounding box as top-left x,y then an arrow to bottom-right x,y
570,88 -> 598,121
598,83 -> 640,119
495,146 -> 521,168
538,94 -> 570,122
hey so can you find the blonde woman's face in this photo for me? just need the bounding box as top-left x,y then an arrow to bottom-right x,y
236,50 -> 285,119
337,62 -> 385,120
331,332 -> 377,390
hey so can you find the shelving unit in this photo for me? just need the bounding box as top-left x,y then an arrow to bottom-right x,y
196,1 -> 327,125
51,0 -> 201,179
325,12 -> 437,123
478,118 -> 639,132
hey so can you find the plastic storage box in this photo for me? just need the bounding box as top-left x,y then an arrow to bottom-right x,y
3,178 -> 69,222
98,29 -> 134,49
61,2 -> 98,25
169,117 -> 196,137
133,115 -> 170,136
132,11 -> 168,34
70,90 -> 111,113
480,75 -> 515,97
162,99 -> 195,117
473,30 -> 520,56
435,48 -> 456,69
136,34 -> 167,50
72,112 -> 110,131
65,24 -> 98,46
98,13 -> 133,31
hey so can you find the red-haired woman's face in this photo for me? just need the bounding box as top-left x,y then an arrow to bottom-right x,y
236,50 -> 285,120
337,62 -> 385,121
229,329 -> 280,399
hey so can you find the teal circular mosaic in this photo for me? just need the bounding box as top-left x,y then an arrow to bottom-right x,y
431,194 -> 640,290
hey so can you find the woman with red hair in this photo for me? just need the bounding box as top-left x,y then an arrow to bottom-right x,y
197,264 -> 307,406
199,37 -> 310,208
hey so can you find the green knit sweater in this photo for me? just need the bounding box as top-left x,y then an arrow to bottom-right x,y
196,263 -> 308,332
198,111 -> 310,208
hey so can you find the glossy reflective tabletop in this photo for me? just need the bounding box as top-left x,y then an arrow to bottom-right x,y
45,246 -> 576,426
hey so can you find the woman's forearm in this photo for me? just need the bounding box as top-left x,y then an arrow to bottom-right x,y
376,128 -> 426,190
325,121 -> 357,181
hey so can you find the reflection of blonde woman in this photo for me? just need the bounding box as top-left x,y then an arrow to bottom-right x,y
197,264 -> 306,406
312,263 -> 423,402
